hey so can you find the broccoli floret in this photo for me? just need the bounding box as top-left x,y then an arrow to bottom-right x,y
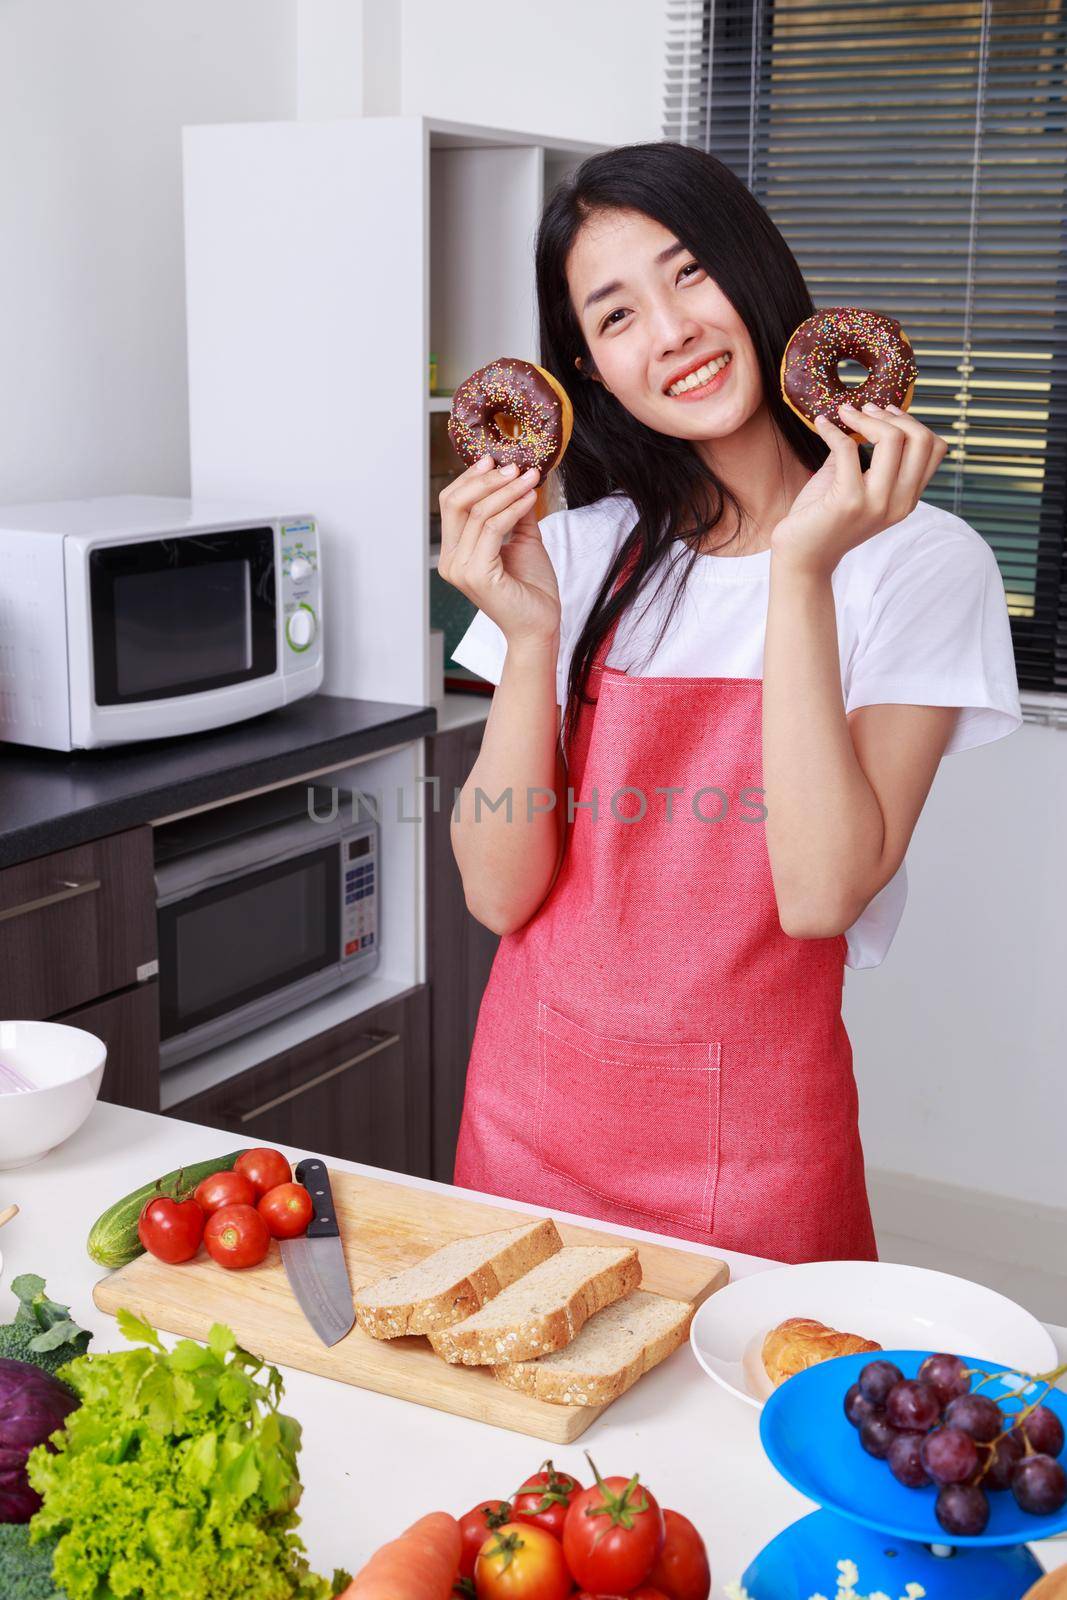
0,1523 -> 66,1598
0,1275 -> 91,1387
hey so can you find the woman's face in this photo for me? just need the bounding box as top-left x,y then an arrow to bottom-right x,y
566,207 -> 764,442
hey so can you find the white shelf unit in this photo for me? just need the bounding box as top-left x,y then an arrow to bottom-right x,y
180,115 -> 594,1095
184,114 -> 596,709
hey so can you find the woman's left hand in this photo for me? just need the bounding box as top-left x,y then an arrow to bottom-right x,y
771,401 -> 949,577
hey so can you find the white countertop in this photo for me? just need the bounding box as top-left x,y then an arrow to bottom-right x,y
3,1102 -> 1064,1596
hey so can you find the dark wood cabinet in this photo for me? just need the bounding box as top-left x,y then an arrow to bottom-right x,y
165,986 -> 432,1178
0,828 -> 157,1020
57,983 -> 161,1112
0,826 -> 160,1113
425,715 -> 499,1182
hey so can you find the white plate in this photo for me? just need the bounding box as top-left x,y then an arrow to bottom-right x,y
690,1259 -> 1059,1409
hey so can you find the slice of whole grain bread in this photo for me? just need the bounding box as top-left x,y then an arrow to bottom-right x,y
353,1218 -> 563,1338
427,1244 -> 641,1366
490,1288 -> 694,1405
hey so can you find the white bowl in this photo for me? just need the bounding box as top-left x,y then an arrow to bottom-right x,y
691,1258 -> 1059,1409
0,1020 -> 107,1168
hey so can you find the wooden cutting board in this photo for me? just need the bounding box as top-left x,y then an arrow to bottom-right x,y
94,1169 -> 729,1441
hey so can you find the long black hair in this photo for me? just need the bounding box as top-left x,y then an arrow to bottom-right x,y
536,141 -> 829,760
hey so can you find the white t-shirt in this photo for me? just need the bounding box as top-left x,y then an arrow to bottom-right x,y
450,493 -> 1023,970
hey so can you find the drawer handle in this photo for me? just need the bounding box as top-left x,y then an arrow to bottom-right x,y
235,1030 -> 401,1123
0,877 -> 102,924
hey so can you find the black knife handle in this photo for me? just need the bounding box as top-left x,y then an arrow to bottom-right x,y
295,1158 -> 340,1239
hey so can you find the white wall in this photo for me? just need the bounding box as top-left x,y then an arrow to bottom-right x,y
396,0 -> 668,146
0,0 -> 296,504
844,718 -> 1065,1210
299,0 -> 669,140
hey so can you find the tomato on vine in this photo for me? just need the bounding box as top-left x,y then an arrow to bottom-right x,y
474,1522 -> 571,1600
458,1501 -> 512,1580
562,1453 -> 665,1594
511,1459 -> 584,1540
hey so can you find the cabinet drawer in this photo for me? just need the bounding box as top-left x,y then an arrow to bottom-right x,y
56,983 -> 161,1113
166,987 -> 431,1178
0,829 -> 157,1019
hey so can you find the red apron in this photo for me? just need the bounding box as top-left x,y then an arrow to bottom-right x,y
453,545 -> 877,1265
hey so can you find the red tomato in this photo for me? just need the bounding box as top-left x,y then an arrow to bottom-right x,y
194,1169 -> 256,1214
234,1146 -> 292,1198
574,1591 -> 670,1599
474,1522 -> 571,1600
648,1510 -> 711,1600
511,1460 -> 583,1540
257,1181 -> 314,1239
562,1458 -> 665,1595
458,1502 -> 512,1580
137,1195 -> 204,1263
204,1202 -> 271,1269
572,1580 -> 671,1593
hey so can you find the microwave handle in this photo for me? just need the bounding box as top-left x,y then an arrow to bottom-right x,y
226,1029 -> 400,1124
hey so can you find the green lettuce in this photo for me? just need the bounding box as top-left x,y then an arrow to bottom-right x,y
26,1310 -> 334,1600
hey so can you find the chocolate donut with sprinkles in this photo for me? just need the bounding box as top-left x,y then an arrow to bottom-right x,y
448,356 -> 573,474
780,308 -> 918,440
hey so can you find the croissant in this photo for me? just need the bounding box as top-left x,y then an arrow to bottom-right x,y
761,1316 -> 882,1389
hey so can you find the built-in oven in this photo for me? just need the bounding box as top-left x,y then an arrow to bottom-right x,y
155,784 -> 378,1068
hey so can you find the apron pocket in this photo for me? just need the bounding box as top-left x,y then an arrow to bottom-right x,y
535,999 -> 721,1234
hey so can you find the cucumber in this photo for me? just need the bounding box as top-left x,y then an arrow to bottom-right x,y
87,1151 -> 245,1269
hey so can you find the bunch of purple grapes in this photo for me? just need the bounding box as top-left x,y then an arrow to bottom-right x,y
844,1352 -> 1067,1536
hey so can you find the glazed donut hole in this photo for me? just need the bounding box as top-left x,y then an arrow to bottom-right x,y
836,358 -> 869,392
493,410 -> 524,443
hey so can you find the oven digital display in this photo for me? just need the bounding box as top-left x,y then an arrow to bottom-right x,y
347,836 -> 370,861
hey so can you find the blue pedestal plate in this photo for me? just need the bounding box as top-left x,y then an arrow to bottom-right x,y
741,1350 -> 1067,1599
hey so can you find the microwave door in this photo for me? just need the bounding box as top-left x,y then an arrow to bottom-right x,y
89,528 -> 276,706
158,842 -> 341,1064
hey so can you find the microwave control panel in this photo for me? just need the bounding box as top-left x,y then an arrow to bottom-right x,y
340,820 -> 379,966
279,518 -> 322,666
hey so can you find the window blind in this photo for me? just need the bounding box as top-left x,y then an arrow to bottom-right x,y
665,0 -> 1067,696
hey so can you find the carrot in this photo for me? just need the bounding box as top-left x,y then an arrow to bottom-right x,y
339,1511 -> 462,1600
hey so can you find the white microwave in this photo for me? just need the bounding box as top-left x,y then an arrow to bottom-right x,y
0,494 -> 324,750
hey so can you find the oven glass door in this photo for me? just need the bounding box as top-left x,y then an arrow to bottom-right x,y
158,845 -> 340,1042
89,528 -> 276,705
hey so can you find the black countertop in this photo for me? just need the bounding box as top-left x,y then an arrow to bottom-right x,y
0,694 -> 437,868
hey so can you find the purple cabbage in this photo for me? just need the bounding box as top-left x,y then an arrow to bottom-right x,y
0,1357 -> 78,1522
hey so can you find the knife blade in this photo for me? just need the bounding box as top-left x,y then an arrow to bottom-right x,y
280,1157 -> 355,1347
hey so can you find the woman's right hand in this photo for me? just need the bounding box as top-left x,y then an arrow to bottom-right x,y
437,454 -> 561,648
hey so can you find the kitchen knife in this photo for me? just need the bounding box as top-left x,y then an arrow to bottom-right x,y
280,1158 -> 355,1347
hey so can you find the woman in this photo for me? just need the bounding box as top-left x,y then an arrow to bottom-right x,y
439,142 -> 1021,1265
